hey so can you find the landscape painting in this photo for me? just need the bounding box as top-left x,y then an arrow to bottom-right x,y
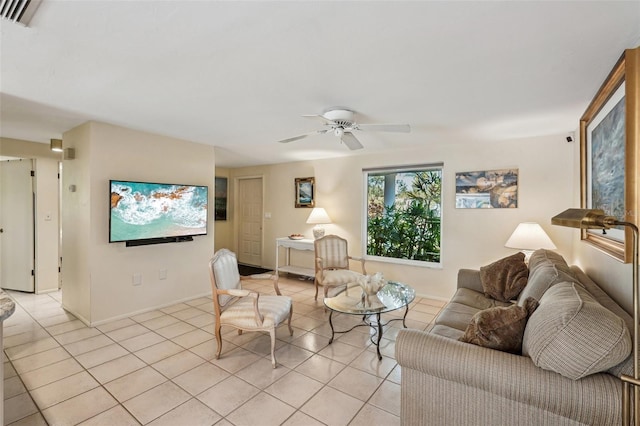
295,177 -> 315,208
588,88 -> 626,242
214,177 -> 227,221
455,169 -> 518,208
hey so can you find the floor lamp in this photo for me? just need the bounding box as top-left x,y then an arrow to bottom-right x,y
552,208 -> 639,425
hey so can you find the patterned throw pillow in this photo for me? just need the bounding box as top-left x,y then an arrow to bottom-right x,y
480,252 -> 529,302
459,297 -> 539,354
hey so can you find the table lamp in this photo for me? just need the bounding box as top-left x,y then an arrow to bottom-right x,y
306,207 -> 331,239
551,208 -> 639,424
505,222 -> 556,262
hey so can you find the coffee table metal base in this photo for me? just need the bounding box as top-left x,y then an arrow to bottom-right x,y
327,305 -> 410,360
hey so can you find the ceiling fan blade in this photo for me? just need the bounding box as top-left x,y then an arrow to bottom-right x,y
278,129 -> 328,144
356,123 -> 411,133
341,132 -> 364,150
302,114 -> 335,125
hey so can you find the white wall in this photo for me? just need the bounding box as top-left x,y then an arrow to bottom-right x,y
230,133 -> 575,301
62,122 -> 215,325
61,123 -> 94,323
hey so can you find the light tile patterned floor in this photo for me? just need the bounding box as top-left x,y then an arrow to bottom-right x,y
3,275 -> 445,426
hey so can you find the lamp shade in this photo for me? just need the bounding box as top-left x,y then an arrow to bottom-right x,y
505,222 -> 556,251
306,207 -> 331,225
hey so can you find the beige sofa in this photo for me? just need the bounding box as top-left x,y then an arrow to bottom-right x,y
396,249 -> 633,426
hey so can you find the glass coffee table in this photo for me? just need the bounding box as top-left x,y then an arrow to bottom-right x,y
323,281 -> 415,360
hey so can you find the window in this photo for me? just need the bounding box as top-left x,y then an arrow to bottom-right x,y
364,164 -> 442,265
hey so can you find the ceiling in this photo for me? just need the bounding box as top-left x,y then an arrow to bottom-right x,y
1,1 -> 639,168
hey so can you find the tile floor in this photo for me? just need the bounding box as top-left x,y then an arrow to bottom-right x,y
3,275 -> 445,426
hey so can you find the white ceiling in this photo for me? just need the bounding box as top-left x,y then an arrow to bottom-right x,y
1,1 -> 639,168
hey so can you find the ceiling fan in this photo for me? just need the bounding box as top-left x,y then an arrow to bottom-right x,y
277,108 -> 411,150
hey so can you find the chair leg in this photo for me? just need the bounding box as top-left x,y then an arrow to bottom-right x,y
287,305 -> 293,336
215,322 -> 222,360
269,329 -> 277,368
274,275 -> 282,296
314,279 -> 319,300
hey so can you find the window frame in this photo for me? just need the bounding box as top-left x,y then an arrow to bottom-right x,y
362,163 -> 444,269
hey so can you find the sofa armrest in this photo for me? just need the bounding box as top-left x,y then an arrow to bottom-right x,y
457,269 -> 483,292
396,329 -> 621,424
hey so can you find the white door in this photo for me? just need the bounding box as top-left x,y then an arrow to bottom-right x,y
0,159 -> 35,292
237,177 -> 263,266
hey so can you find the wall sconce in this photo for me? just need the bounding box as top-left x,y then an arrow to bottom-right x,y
50,139 -> 63,152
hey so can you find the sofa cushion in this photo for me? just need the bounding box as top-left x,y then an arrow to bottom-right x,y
479,252 -> 529,302
429,324 -> 465,340
450,288 -> 513,311
517,249 -> 579,306
434,302 -> 482,331
459,297 -> 538,354
523,281 -> 632,380
570,266 -> 633,378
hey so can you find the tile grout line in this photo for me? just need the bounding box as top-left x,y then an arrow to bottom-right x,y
5,280 -> 428,425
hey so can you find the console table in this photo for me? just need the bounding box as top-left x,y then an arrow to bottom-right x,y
275,237 -> 315,280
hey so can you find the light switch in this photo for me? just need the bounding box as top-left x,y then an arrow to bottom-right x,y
133,274 -> 142,286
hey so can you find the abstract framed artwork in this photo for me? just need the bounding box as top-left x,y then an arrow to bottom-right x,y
580,47 -> 639,263
214,177 -> 227,221
455,168 -> 518,209
295,177 -> 315,208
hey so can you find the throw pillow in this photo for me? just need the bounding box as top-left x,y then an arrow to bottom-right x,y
522,281 -> 632,380
459,297 -> 539,354
480,252 -> 529,302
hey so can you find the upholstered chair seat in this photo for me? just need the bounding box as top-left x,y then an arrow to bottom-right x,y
220,296 -> 292,329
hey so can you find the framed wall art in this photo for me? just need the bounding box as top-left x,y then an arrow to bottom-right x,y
455,168 -> 518,209
214,176 -> 228,221
295,177 -> 315,208
580,46 -> 639,263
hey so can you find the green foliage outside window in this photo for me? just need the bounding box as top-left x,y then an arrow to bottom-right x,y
366,169 -> 442,263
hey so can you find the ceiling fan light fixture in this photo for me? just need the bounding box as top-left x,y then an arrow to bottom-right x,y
277,107 -> 410,150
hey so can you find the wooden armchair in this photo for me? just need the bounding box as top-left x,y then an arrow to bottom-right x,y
209,249 -> 293,368
314,234 -> 367,300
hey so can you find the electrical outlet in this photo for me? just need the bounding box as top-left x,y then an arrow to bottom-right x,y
159,269 -> 167,280
132,273 -> 142,286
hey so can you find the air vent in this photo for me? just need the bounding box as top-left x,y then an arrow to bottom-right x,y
1,0 -> 42,26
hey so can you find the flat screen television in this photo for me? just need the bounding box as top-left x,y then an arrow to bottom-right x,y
109,180 -> 208,246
